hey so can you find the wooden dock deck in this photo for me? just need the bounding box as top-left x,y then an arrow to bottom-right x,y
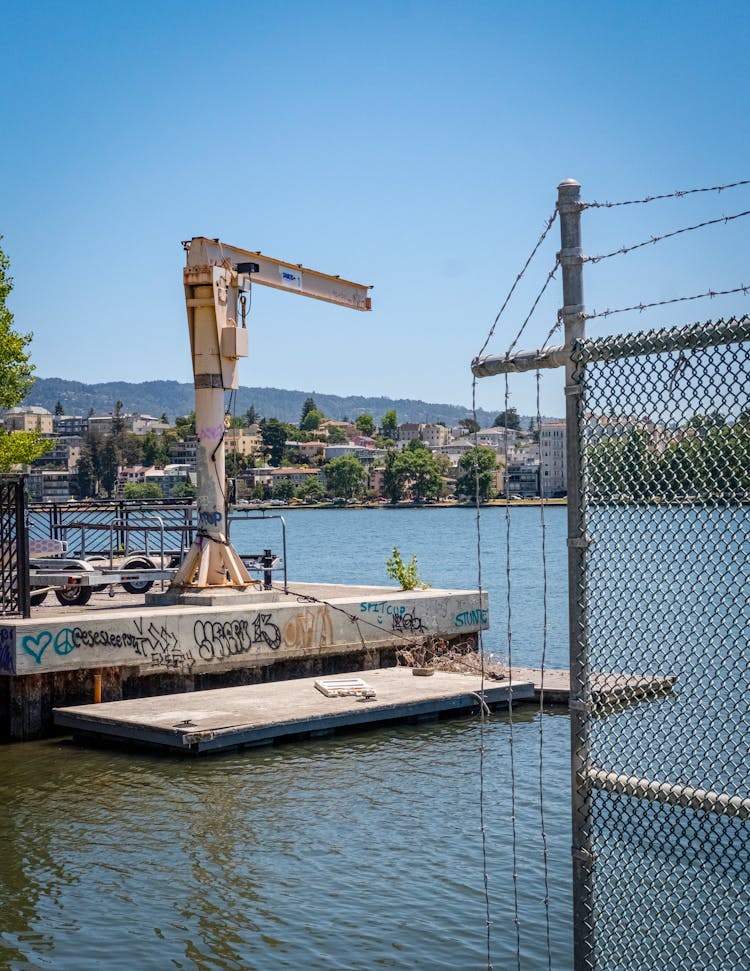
54,668 -> 535,754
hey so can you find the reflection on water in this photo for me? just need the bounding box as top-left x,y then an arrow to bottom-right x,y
0,714 -> 573,970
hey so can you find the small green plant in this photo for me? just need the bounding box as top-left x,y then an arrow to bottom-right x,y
385,547 -> 430,591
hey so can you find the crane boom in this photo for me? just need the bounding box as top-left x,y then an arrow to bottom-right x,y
185,237 -> 372,311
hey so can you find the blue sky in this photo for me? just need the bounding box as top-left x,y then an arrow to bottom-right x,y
2,0 -> 748,419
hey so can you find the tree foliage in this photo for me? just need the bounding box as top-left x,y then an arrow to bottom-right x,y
458,417 -> 479,435
493,407 -> 521,430
456,445 -> 498,500
324,454 -> 367,498
588,421 -> 750,501
300,397 -> 319,425
123,482 -> 163,499
355,413 -> 375,437
325,424 -> 348,444
380,409 -> 398,439
261,418 -> 290,466
300,408 -> 324,431
382,445 -> 443,503
0,238 -> 53,470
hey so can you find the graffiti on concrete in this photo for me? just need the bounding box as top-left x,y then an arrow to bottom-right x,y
282,607 -> 333,651
193,613 -> 281,661
0,627 -> 15,673
392,609 -> 425,634
454,608 -> 489,628
360,600 -> 407,626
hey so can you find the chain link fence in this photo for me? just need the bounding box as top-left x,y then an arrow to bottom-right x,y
570,317 -> 750,970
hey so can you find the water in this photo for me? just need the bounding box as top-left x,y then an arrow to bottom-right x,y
0,507 -> 574,970
230,505 -> 570,669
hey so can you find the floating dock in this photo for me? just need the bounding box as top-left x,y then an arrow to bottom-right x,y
54,667 -> 534,754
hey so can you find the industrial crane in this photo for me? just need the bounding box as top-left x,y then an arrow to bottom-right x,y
171,237 -> 372,591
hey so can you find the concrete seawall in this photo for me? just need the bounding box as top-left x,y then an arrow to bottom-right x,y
0,583 -> 488,740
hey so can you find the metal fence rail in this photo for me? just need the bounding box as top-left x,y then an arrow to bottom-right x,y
27,499 -> 196,558
570,320 -> 750,970
0,475 -> 29,618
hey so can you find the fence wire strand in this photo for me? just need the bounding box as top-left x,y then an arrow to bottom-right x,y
476,209 -> 558,360
585,284 -> 750,320
584,209 -> 750,264
581,178 -> 750,209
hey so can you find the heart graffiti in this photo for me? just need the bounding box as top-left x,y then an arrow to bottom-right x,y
21,631 -> 52,664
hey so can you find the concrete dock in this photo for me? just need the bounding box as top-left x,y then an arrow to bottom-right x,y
54,667 -> 534,754
0,582 -> 489,740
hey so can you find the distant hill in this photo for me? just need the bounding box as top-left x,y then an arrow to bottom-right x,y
23,377 -> 525,428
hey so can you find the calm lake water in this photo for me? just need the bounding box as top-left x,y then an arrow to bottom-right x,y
0,507 -> 574,970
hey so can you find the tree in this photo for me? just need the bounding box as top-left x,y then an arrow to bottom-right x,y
402,447 -> 443,503
296,477 -> 324,501
381,409 -> 398,439
172,480 -> 197,499
175,411 -> 196,440
123,482 -> 162,499
355,413 -> 375,437
260,418 -> 288,466
458,417 -> 480,435
325,424 -> 348,444
272,478 -> 295,500
54,400 -> 64,416
382,448 -> 406,503
0,238 -> 53,470
324,454 -> 367,498
300,397 -> 319,425
245,404 -> 259,426
493,407 -> 521,430
300,408 -> 324,431
456,446 -> 498,501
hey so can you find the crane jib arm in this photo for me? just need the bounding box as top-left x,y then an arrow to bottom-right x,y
185,237 -> 372,312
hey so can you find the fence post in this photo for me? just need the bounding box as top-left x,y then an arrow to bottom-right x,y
558,178 -> 594,970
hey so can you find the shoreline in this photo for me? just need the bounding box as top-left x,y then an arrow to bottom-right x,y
242,498 -> 568,511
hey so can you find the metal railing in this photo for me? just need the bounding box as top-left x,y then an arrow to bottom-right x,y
0,475 -> 29,617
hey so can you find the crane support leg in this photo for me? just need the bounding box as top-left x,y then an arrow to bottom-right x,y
172,282 -> 254,589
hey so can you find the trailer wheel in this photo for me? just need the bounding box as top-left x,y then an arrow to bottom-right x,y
30,591 -> 48,606
55,585 -> 94,607
120,558 -> 155,595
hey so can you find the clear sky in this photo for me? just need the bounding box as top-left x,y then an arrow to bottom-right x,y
2,0 -> 748,420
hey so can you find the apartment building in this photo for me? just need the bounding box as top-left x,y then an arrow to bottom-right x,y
539,421 -> 566,496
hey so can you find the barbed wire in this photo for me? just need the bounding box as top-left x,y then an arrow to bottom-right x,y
476,208 -> 558,360
584,209 -> 750,264
581,178 -> 750,209
584,283 -> 750,320
506,260 -> 560,356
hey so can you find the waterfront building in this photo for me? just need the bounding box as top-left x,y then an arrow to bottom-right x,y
26,469 -> 78,502
540,421 -> 566,496
505,463 -> 540,498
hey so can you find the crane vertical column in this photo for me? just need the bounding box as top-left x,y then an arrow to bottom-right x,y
171,266 -> 252,589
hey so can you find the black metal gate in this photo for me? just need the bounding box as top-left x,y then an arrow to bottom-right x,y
0,475 -> 30,618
